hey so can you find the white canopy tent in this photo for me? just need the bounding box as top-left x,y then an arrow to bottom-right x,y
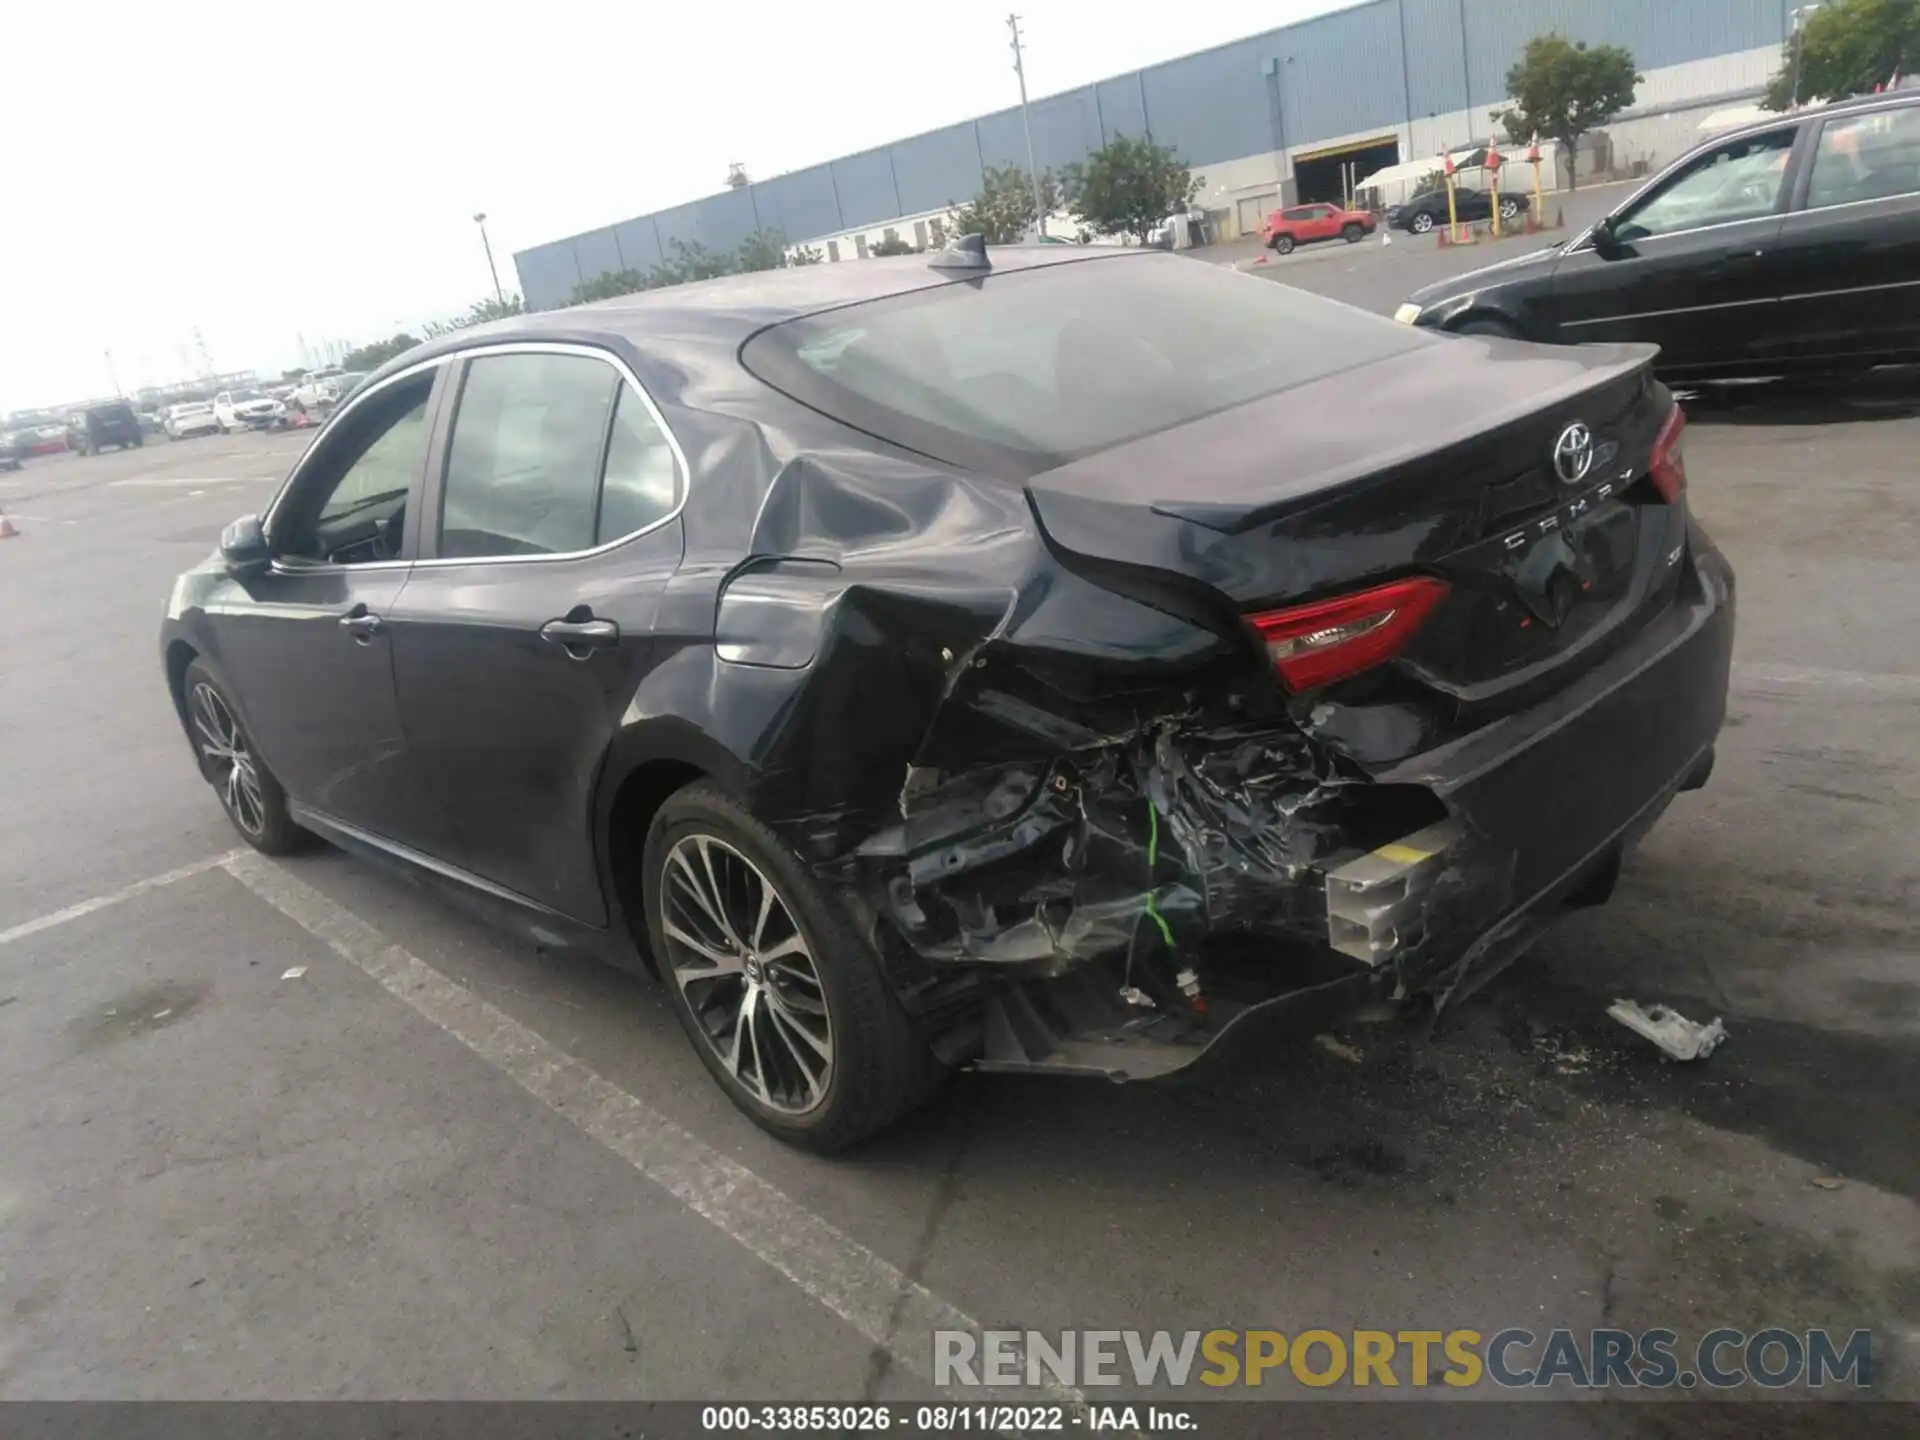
1353,146 -> 1552,210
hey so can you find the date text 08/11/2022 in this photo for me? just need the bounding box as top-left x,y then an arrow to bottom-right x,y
700,1405 -> 1192,1432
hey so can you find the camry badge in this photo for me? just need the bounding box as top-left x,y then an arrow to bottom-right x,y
1553,422 -> 1594,486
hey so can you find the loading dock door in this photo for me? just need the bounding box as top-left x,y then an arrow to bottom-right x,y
1293,136 -> 1401,208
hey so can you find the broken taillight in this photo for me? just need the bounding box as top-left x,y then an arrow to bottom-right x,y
1247,575 -> 1449,692
1649,404 -> 1687,503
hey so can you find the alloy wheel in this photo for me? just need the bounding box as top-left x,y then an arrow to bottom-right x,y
660,834 -> 833,1114
1411,212 -> 1434,234
190,681 -> 266,837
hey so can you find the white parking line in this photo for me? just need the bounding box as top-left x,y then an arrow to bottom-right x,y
1,846 -> 1072,1404
0,849 -> 246,948
1733,662 -> 1920,696
108,477 -> 259,488
217,852 -> 1076,1408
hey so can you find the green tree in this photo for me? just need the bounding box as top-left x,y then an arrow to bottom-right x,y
1495,34 -> 1641,190
787,243 -> 824,266
869,232 -> 917,256
423,294 -> 527,337
340,334 -> 420,371
571,268 -> 651,304
948,161 -> 1061,243
735,228 -> 792,273
1764,0 -> 1919,109
1065,134 -> 1201,243
648,239 -> 732,288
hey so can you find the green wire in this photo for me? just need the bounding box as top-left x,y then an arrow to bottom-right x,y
1144,799 -> 1176,953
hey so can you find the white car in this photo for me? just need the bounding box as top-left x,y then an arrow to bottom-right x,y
164,402 -> 222,440
288,370 -> 365,415
212,389 -> 288,433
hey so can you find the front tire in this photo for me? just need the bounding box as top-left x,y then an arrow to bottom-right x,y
1455,316 -> 1524,341
1499,198 -> 1520,220
1271,233 -> 1296,255
1410,212 -> 1436,234
644,782 -> 943,1150
1341,223 -> 1364,243
182,660 -> 305,855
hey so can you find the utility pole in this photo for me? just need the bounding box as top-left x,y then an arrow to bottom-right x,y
103,350 -> 122,396
1789,6 -> 1820,110
473,212 -> 504,305
1007,14 -> 1047,237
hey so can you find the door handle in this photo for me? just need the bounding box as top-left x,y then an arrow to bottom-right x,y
539,616 -> 619,655
338,604 -> 387,642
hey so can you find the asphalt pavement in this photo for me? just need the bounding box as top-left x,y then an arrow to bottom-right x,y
3,239 -> 1918,1411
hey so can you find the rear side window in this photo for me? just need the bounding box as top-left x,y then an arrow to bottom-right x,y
596,386 -> 682,541
740,253 -> 1426,478
1808,106 -> 1920,208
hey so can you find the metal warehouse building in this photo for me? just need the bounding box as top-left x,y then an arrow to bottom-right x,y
514,0 -> 1798,309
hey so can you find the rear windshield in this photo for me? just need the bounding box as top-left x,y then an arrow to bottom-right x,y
740,252 -> 1427,477
87,404 -> 136,422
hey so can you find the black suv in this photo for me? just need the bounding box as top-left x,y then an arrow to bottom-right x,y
67,402 -> 145,456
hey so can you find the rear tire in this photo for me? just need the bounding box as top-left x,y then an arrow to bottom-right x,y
1271,233 -> 1296,255
1341,223 -> 1365,243
644,782 -> 944,1151
182,660 -> 306,855
1410,212 -> 1435,234
1499,198 -> 1521,220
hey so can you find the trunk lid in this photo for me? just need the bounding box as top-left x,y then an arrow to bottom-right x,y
1025,337 -> 1690,742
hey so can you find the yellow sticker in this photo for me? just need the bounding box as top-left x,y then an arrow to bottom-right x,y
1373,842 -> 1432,865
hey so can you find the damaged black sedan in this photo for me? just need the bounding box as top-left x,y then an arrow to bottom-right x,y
161,241 -> 1733,1149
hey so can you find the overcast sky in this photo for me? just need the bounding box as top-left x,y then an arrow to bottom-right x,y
0,0 -> 1342,408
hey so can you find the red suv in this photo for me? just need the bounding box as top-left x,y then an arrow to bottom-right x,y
1264,202 -> 1376,254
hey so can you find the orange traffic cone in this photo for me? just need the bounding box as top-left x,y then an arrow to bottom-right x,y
0,511 -> 20,539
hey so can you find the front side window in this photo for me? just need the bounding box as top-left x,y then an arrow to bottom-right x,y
1807,106 -> 1920,209
273,369 -> 436,565
1614,129 -> 1797,240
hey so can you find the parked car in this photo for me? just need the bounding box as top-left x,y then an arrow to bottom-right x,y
26,425 -> 69,455
0,431 -> 22,470
288,369 -> 358,415
162,245 -> 1730,1150
164,402 -> 223,440
65,401 -> 144,455
1388,182 -> 1528,234
1393,91 -> 1920,380
1264,202 -> 1376,253
213,389 -> 288,432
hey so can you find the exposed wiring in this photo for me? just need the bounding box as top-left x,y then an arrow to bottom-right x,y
1144,800 -> 1176,953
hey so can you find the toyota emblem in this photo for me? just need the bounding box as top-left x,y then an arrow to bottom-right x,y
1553,422 -> 1594,486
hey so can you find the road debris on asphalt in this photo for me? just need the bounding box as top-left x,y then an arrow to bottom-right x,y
1606,999 -> 1727,1061
280,966 -> 307,981
1315,1033 -> 1363,1064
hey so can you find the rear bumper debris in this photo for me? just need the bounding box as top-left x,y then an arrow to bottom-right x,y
1608,999 -> 1728,1061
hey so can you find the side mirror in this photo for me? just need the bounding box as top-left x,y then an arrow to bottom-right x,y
219,514 -> 271,575
1590,215 -> 1628,256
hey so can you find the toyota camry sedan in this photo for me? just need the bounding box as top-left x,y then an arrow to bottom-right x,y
161,240 -> 1733,1149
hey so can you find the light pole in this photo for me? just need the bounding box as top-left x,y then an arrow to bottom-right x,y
103,349 -> 122,395
473,211 -> 504,305
1007,15 -> 1047,237
1789,6 -> 1820,110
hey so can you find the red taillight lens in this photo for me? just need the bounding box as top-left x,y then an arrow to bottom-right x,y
1246,575 -> 1449,692
1650,404 -> 1687,503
